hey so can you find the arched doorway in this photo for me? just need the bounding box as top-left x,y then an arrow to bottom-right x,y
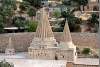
55,55 -> 58,60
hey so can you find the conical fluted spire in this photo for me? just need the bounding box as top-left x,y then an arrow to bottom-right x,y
62,20 -> 72,42
7,37 -> 13,49
35,7 -> 54,39
5,36 -> 15,55
60,20 -> 76,49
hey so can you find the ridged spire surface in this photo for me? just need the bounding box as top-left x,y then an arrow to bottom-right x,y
5,36 -> 15,55
35,7 -> 54,39
62,20 -> 72,42
7,37 -> 13,49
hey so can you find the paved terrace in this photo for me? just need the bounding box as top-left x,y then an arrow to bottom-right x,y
0,52 -> 99,67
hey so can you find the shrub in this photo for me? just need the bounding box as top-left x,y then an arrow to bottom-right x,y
53,10 -> 61,18
82,48 -> 91,55
26,20 -> 38,32
0,15 -> 4,33
0,59 -> 14,67
13,16 -> 26,28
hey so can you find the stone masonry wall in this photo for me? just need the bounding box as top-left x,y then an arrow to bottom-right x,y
66,62 -> 99,67
0,32 -> 98,52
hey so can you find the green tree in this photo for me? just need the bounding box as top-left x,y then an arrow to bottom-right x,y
0,0 -> 16,26
90,13 -> 99,25
27,7 -> 36,20
19,0 -> 39,20
72,0 -> 88,11
14,17 -> 26,29
87,13 -> 99,32
60,9 -> 82,32
78,0 -> 88,11
62,0 -> 71,6
0,15 -> 4,33
19,1 -> 29,12
61,0 -> 80,11
23,0 -> 42,9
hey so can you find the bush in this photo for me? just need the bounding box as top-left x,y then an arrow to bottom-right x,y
0,15 -> 4,33
0,59 -> 14,67
52,27 -> 63,32
62,0 -> 71,6
13,17 -> 26,28
82,48 -> 91,55
27,7 -> 36,17
26,20 -> 38,32
53,10 -> 61,18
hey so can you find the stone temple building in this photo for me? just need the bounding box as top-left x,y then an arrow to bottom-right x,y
28,7 -> 77,62
2,7 -> 99,67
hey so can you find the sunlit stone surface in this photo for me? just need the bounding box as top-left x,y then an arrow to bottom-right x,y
0,53 -> 67,67
0,53 -> 99,67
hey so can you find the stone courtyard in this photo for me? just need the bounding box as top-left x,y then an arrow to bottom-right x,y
0,52 -> 99,67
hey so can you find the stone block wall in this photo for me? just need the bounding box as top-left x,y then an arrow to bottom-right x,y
0,32 -> 98,52
66,62 -> 99,67
74,64 -> 99,67
54,32 -> 98,49
71,33 -> 98,49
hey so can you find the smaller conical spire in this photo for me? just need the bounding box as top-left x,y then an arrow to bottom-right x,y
62,20 -> 72,42
7,37 -> 13,49
5,35 -> 15,55
60,20 -> 76,49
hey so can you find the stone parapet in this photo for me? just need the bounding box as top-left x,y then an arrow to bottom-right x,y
66,62 -> 99,67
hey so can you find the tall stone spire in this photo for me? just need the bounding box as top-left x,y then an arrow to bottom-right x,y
5,35 -> 15,55
60,20 -> 77,62
28,8 -> 58,59
35,7 -> 54,39
62,20 -> 72,42
29,7 -> 57,49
